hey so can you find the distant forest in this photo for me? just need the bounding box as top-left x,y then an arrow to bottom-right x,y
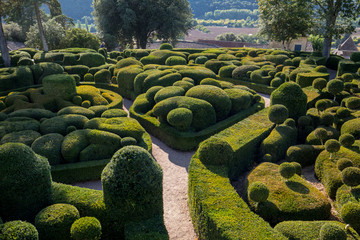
57,0 -> 258,21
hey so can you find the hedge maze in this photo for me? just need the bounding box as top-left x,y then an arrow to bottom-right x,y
1,44 -> 360,239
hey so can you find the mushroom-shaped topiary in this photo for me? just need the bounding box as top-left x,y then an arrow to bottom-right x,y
198,137 -> 233,165
279,162 -> 296,180
298,115 -> 312,127
312,78 -> 327,92
341,167 -> 360,187
337,158 -> 353,171
263,153 -> 272,162
70,217 -> 102,240
315,99 -> 331,113
327,79 -> 344,100
167,107 -> 193,131
248,182 -> 269,203
340,202 -> 360,231
336,107 -> 351,119
292,162 -> 302,176
339,133 -> 355,148
320,112 -> 334,126
268,104 -> 289,125
324,139 -> 340,159
319,222 -> 347,240
0,143 -> 52,222
35,203 -> 80,240
101,146 -> 163,221
1,221 -> 39,240
314,127 -> 328,145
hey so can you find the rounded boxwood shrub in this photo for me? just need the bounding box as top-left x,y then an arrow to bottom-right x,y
101,109 -> 128,118
0,143 -> 52,222
145,86 -> 163,105
314,127 -> 328,145
325,139 -> 340,159
83,73 -> 94,82
341,73 -> 354,82
248,182 -> 269,203
279,162 -> 295,179
341,167 -> 360,187
159,43 -> 173,50
67,125 -> 77,133
43,74 -> 76,101
232,65 -> 260,80
198,137 -> 233,165
81,100 -> 91,108
73,95 -> 83,106
154,86 -> 185,103
292,162 -> 302,175
121,136 -> 137,147
319,222 -> 347,240
94,69 -> 111,84
337,158 -> 353,171
339,133 -> 355,148
57,106 -> 95,119
195,56 -> 208,64
173,80 -> 194,91
224,88 -> 252,114
263,153 -> 272,162
165,56 -> 187,66
284,118 -> 296,128
31,133 -> 64,165
298,115 -> 312,127
185,85 -> 232,121
341,118 -> 360,139
313,78 -> 327,92
61,129 -> 89,163
35,204 -> 80,240
1,221 -> 38,240
70,217 -> 102,240
219,65 -> 237,78
268,104 -> 289,125
345,97 -> 360,110
320,112 -> 334,126
270,77 -> 284,88
270,82 -> 307,120
336,107 -> 351,119
1,130 -> 41,146
199,78 -> 222,88
327,79 -> 344,98
101,146 -> 163,220
340,202 -> 360,231
166,107 -> 193,131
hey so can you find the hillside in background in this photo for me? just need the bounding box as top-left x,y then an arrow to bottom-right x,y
57,0 -> 258,21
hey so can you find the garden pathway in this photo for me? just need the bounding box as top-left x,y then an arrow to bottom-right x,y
74,95 -> 272,239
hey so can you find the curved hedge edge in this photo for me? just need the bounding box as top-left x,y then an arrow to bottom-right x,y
335,184 -> 360,211
0,84 -> 42,96
125,215 -> 169,240
188,156 -> 286,240
51,132 -> 152,184
130,94 -> 265,151
79,83 -> 124,107
188,109 -> 282,240
217,76 -> 276,95
51,159 -> 110,184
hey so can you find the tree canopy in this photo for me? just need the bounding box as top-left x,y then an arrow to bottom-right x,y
92,0 -> 193,49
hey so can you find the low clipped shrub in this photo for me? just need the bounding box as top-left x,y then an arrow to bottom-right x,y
81,100 -> 91,108
58,106 -> 95,119
218,65 -> 237,78
324,139 -> 340,159
159,43 -> 173,50
248,182 -> 269,203
94,69 -> 111,84
319,223 -> 347,240
279,162 -> 295,179
165,56 -> 187,66
0,143 -> 52,222
319,112 -> 334,126
198,137 -> 233,165
121,136 -> 137,147
154,86 -> 185,103
270,77 -> 284,88
77,52 -> 105,68
341,118 -> 360,139
340,202 -> 360,232
345,97 -> 360,110
166,107 -> 193,131
224,88 -> 252,114
341,167 -> 360,187
84,73 -> 94,82
313,78 -> 327,92
199,78 -> 222,87
0,221 -> 38,240
31,133 -> 64,165
339,133 -> 355,148
326,79 -> 344,98
70,217 -> 102,240
194,56 -> 208,64
35,203 -> 80,240
292,162 -> 302,176
102,146 -> 163,220
232,65 -> 260,81
101,109 -> 128,118
286,145 -> 324,166
337,158 -> 353,171
43,74 -> 76,101
268,104 -> 288,125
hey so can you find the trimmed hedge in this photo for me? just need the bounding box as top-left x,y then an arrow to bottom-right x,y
246,162 -> 331,225
0,221 -> 39,240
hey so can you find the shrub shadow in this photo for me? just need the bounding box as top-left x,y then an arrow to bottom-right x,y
286,181 -> 310,194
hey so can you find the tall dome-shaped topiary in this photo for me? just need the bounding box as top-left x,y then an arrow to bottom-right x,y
248,182 -> 269,203
0,143 -> 52,222
101,146 -> 163,221
268,104 -> 289,125
270,82 -> 307,120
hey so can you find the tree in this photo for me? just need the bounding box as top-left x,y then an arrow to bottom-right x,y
59,28 -> 101,50
93,0 -> 193,49
32,0 -> 49,51
257,0 -> 313,49
312,0 -> 360,58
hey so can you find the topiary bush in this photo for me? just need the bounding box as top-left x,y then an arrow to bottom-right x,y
70,217 -> 102,240
325,139 -> 340,159
35,203 -> 80,240
345,96 -> 360,110
232,65 -> 260,81
101,109 -> 128,118
337,158 -> 353,171
270,82 -> 307,120
0,221 -> 39,240
43,74 -> 76,101
31,133 -> 64,165
313,78 -> 327,92
326,79 -> 344,100
319,222 -> 347,240
94,69 -> 111,84
292,162 -> 302,176
319,112 -> 334,126
341,118 -> 360,139
339,133 -> 355,148
0,143 -> 52,222
341,167 -> 360,187
224,88 -> 253,114
102,146 -> 163,221
248,182 -> 269,203
286,145 -> 325,166
166,107 -> 193,131
279,162 -> 296,180
268,104 -> 289,125
121,136 -> 137,147
340,202 -> 360,232
165,56 -> 187,66
197,137 -> 233,165
154,86 -> 185,103
159,43 -> 173,50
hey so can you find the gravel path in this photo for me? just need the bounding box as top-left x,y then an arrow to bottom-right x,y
74,95 -> 271,239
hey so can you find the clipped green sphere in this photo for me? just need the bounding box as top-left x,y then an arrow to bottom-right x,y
312,78 -> 327,91
324,139 -> 340,153
268,104 -> 289,124
1,221 -> 38,240
198,137 -> 233,165
339,133 -> 355,148
248,182 -> 269,203
341,202 -> 360,230
279,162 -> 296,179
337,158 -> 353,171
319,222 -> 347,240
327,79 -> 344,96
292,162 -> 302,175
341,167 -> 360,187
70,217 -> 102,240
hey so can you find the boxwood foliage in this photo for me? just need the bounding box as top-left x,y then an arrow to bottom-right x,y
315,146 -> 360,198
0,143 -> 52,222
70,216 -> 102,240
188,110 -> 284,240
102,146 -> 163,221
286,144 -> 325,166
274,221 -> 360,240
246,162 -> 331,225
0,220 -> 39,240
